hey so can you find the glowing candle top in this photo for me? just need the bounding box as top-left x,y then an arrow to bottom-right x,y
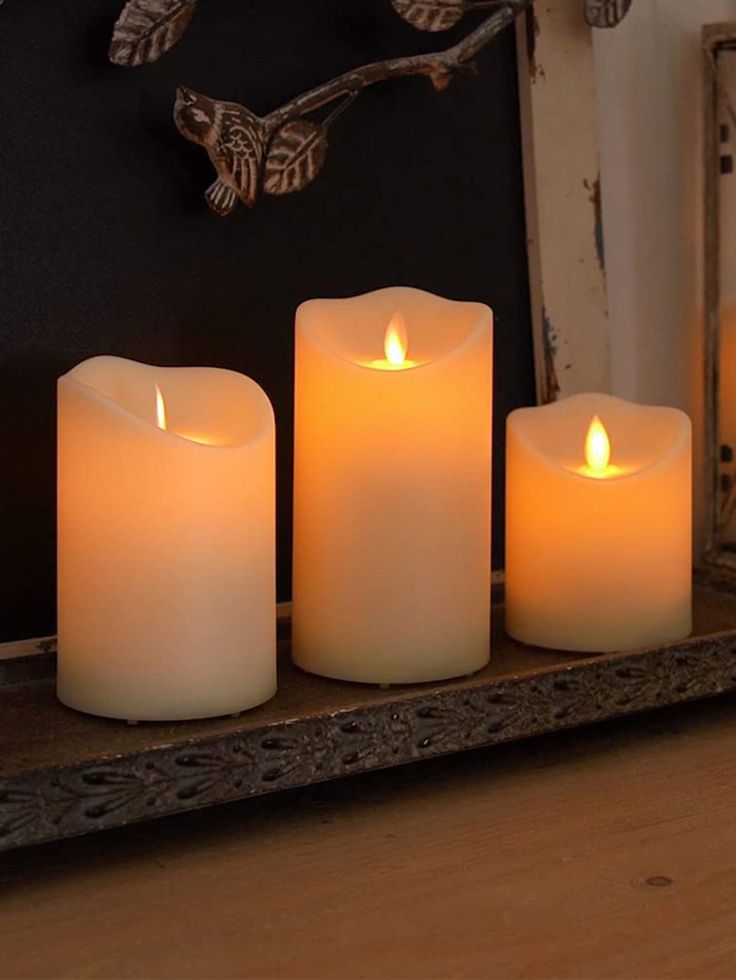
298,286 -> 490,380
62,355 -> 272,451
509,393 -> 688,484
576,415 -> 625,479
155,384 -> 167,431
368,313 -> 417,371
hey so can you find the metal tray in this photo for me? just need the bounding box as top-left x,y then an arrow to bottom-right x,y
3,586 -> 736,852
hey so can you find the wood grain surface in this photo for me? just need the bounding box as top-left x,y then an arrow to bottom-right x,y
3,694 -> 736,979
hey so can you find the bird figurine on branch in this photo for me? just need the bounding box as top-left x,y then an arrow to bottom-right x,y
103,0 -> 636,215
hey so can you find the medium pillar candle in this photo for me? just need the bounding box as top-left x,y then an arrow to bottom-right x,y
57,355 -> 276,720
292,286 -> 493,684
505,392 -> 691,652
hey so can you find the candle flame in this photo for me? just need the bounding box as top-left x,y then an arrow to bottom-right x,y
155,384 -> 167,431
384,314 -> 408,367
584,415 -> 610,472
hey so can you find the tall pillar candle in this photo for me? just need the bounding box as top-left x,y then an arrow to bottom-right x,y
57,355 -> 276,720
505,393 -> 691,652
292,286 -> 493,684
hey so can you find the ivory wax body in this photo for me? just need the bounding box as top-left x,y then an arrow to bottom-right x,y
292,287 -> 493,684
57,356 -> 276,720
505,393 -> 692,653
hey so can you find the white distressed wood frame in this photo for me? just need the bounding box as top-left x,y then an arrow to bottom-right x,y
517,0 -> 610,404
703,23 -> 735,571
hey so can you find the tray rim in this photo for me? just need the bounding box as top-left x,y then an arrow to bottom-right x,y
3,590 -> 736,853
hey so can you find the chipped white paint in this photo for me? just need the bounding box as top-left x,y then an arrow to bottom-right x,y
516,0 -> 610,404
593,1 -> 736,563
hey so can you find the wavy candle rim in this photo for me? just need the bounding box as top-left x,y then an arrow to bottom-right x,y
60,356 -> 274,451
61,377 -> 270,452
297,324 -> 488,375
296,286 -> 492,374
509,393 -> 692,483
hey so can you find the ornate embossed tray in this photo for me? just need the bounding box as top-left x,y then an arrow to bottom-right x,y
3,585 -> 736,852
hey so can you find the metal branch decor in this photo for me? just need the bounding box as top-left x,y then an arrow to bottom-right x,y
174,3 -> 531,216
103,0 -> 636,215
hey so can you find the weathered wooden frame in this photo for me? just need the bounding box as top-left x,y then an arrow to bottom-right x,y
517,1 -> 609,403
703,23 -> 736,572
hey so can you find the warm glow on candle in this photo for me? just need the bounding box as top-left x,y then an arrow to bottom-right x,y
585,415 -> 610,473
155,384 -> 218,446
368,313 -> 416,370
155,385 -> 167,431
384,314 -> 408,366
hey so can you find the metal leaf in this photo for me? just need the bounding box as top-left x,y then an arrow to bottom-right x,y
584,0 -> 632,28
263,121 -> 328,196
391,0 -> 466,32
109,0 -> 199,66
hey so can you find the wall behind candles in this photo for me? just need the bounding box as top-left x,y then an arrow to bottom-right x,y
0,0 -> 534,643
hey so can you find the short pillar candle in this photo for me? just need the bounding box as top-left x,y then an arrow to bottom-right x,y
57,355 -> 276,721
505,392 -> 692,652
292,286 -> 493,684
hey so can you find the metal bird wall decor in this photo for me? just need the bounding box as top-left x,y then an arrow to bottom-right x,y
175,2 -> 544,216
174,2 -> 531,216
103,0 -> 636,215
172,90 -> 339,215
